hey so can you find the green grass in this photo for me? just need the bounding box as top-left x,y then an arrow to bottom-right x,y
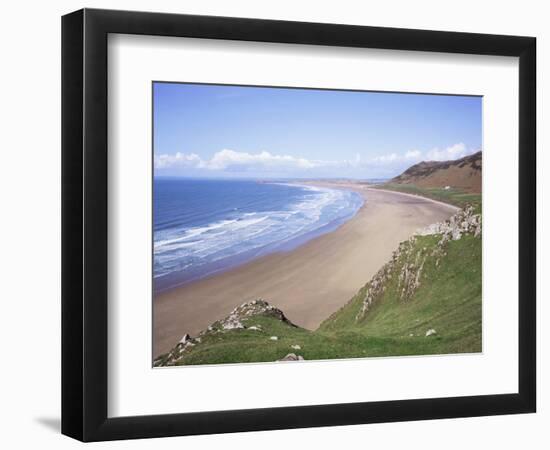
321,234 -> 481,354
159,227 -> 482,366
377,183 -> 482,214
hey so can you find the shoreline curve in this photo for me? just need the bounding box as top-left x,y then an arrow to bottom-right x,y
153,183 -> 457,357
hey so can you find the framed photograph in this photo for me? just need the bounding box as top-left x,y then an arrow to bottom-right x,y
62,8 -> 536,441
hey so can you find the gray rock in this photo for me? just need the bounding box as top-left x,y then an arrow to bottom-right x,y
278,353 -> 305,362
217,299 -> 296,331
416,205 -> 481,241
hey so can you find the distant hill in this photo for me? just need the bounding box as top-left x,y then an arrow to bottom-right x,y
390,151 -> 482,193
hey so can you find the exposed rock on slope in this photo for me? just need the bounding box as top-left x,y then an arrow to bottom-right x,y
154,299 -> 295,366
417,205 -> 481,240
278,353 -> 305,362
355,205 -> 481,321
214,299 -> 295,331
390,151 -> 482,193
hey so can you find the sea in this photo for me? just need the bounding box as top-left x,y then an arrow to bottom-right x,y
153,178 -> 364,293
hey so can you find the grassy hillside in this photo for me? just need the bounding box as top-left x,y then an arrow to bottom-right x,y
154,205 -> 482,367
390,151 -> 482,193
320,232 -> 481,354
378,184 -> 481,214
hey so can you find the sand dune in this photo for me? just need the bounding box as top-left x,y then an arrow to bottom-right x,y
153,184 -> 457,357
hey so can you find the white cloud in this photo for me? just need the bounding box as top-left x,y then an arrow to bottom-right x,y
405,149 -> 422,159
154,148 -> 348,172
154,143 -> 479,177
154,152 -> 202,169
425,143 -> 471,161
206,149 -> 318,171
370,143 -> 477,167
372,153 -> 398,164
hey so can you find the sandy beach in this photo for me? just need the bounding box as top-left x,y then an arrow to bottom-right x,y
153,184 -> 457,357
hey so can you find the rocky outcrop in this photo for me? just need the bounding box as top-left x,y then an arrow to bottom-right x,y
355,205 -> 481,322
212,299 -> 295,332
398,243 -> 427,303
356,253 -> 396,320
154,333 -> 201,367
355,233 -> 427,321
417,205 -> 481,240
154,299 -> 296,367
277,353 -> 305,362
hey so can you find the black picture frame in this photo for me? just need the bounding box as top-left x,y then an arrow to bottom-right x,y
62,8 -> 536,442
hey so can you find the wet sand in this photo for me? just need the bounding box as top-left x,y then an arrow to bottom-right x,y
153,184 -> 457,357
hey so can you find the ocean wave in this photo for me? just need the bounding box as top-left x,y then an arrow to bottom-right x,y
153,183 -> 363,284
154,216 -> 269,251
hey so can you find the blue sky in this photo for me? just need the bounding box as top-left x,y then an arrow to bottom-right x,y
153,82 -> 482,179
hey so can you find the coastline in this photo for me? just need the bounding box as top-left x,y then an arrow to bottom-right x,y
154,182 -> 364,294
153,183 -> 457,357
367,187 -> 461,211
